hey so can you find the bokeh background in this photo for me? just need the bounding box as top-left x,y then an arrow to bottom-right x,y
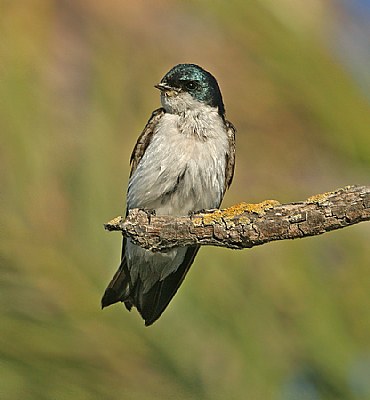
1,1 -> 370,399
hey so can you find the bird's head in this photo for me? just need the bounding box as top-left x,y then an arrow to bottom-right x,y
155,64 -> 225,115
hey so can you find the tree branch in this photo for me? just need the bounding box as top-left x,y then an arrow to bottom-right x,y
104,185 -> 370,252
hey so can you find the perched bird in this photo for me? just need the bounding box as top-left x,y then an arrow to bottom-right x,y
102,64 -> 236,325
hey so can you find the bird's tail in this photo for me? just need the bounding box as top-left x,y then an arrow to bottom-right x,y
101,245 -> 200,326
101,258 -> 133,311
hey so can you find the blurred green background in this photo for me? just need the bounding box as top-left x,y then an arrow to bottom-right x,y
1,1 -> 370,399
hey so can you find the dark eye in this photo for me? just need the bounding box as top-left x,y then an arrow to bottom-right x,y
185,81 -> 197,90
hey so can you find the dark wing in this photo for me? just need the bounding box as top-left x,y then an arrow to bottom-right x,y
101,108 -> 166,316
133,245 -> 200,326
102,245 -> 200,326
224,120 -> 236,191
129,108 -> 165,177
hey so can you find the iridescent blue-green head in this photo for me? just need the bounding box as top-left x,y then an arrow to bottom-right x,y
155,64 -> 225,115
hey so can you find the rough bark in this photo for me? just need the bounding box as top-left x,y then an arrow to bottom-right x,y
104,185 -> 370,252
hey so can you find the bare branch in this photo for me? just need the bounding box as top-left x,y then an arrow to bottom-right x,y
104,185 -> 370,252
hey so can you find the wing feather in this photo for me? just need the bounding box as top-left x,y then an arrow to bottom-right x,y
102,109 -> 165,312
224,119 -> 236,190
129,108 -> 165,176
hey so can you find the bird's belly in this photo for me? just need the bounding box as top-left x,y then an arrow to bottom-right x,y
127,123 -> 228,216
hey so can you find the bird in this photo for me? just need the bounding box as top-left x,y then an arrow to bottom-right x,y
101,63 -> 236,326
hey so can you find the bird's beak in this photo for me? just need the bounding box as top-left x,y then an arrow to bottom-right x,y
154,82 -> 173,92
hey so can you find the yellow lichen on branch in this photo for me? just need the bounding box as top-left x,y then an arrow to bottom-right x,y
104,185 -> 370,251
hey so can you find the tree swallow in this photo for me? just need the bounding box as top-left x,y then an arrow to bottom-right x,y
102,64 -> 236,326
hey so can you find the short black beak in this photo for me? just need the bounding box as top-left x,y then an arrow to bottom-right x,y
154,82 -> 173,92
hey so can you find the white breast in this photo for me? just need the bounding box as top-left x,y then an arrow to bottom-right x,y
127,105 -> 229,216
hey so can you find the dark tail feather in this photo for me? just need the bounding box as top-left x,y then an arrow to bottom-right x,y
101,258 -> 133,311
101,245 -> 200,326
139,245 -> 200,326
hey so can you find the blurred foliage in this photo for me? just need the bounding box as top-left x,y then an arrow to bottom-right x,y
0,1 -> 369,399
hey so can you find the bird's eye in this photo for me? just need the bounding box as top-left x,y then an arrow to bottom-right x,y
185,81 -> 197,90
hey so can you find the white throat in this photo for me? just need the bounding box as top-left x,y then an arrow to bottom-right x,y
161,91 -> 205,114
160,91 -> 222,139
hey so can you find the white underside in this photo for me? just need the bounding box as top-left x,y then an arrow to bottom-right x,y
126,97 -> 229,291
